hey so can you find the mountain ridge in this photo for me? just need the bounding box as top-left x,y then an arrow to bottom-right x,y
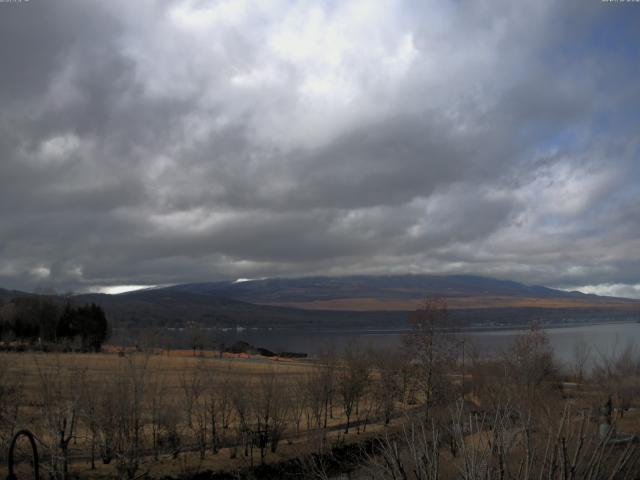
2,275 -> 639,329
157,274 -> 637,306
94,274 -> 640,327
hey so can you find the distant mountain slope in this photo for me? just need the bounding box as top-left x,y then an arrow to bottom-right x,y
3,275 -> 639,329
75,288 -> 408,328
0,288 -> 32,302
162,275 -> 638,311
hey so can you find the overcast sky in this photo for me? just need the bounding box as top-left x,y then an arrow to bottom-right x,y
0,0 -> 639,296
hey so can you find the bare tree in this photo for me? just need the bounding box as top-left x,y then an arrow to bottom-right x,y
470,325 -> 559,417
319,353 -> 337,430
612,344 -> 640,418
180,360 -> 208,458
289,373 -> 309,438
306,369 -> 326,432
230,379 -> 252,460
206,368 -> 235,454
0,354 -> 22,464
184,325 -> 206,357
592,343 -> 640,421
305,355 -> 337,446
371,348 -> 402,426
404,297 -> 457,415
504,323 -> 559,414
365,402 -> 640,480
251,370 -> 289,460
227,370 -> 291,464
34,356 -> 85,479
112,354 -> 149,479
571,337 -> 592,384
468,355 -> 510,412
146,369 -> 168,460
95,378 -> 118,465
338,345 -> 371,434
79,376 -> 102,470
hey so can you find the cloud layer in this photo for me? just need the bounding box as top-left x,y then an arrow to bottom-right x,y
1,0 -> 639,295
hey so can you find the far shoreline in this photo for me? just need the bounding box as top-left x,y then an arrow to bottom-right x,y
179,317 -> 640,335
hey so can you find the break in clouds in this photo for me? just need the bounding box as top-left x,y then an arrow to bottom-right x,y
0,0 -> 639,296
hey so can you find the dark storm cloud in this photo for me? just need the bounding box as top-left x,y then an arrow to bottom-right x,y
0,0 -> 639,296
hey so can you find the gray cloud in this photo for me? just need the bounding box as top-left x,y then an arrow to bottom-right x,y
0,0 -> 639,296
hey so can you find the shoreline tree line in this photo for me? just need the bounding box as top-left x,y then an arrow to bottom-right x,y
0,296 -> 109,351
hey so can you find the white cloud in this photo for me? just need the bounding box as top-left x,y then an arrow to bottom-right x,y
95,285 -> 157,295
565,284 -> 640,300
30,266 -> 51,280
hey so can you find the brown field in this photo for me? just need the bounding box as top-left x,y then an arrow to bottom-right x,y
4,331 -> 640,480
0,349 -> 412,479
266,295 -> 640,311
1,350 -> 311,395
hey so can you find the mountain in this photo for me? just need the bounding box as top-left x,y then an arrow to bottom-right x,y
161,275 -> 638,311
0,288 -> 33,302
77,274 -> 640,328
3,275 -> 639,330
75,288 -> 408,329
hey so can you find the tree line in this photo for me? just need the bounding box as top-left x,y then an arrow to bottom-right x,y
0,296 -> 109,351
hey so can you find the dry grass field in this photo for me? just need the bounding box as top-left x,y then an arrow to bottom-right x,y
0,349 -> 413,479
4,324 -> 640,480
1,349 -> 311,397
268,295 -> 640,311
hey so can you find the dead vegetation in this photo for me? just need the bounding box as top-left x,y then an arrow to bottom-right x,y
1,300 -> 640,479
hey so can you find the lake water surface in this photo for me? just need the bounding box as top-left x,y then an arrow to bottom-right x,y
214,321 -> 640,367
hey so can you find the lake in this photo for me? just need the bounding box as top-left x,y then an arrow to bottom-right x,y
208,321 -> 640,367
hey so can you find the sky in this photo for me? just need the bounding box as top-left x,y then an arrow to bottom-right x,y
0,0 -> 639,297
